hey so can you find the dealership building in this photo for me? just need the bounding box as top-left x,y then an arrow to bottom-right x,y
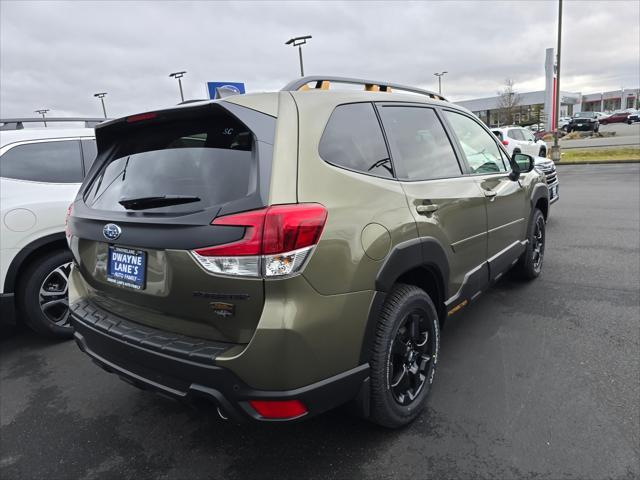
456,48 -> 639,128
456,87 -> 638,128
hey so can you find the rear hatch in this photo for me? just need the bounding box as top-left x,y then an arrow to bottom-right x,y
68,101 -> 276,344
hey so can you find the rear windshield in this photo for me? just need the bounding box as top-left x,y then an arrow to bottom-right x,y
575,112 -> 595,118
84,108 -> 257,213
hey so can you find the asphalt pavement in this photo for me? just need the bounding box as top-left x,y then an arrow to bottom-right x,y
1,164 -> 639,480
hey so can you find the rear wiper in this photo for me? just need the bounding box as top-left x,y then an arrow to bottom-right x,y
118,195 -> 201,210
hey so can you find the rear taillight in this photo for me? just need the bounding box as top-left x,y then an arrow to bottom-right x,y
502,140 -> 509,146
64,204 -> 73,242
191,203 -> 327,278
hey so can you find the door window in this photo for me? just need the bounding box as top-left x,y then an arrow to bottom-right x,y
0,140 -> 83,183
507,129 -> 524,141
319,103 -> 393,179
378,106 -> 461,181
521,129 -> 535,142
444,111 -> 508,174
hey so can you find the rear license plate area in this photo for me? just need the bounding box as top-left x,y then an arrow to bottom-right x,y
107,245 -> 146,290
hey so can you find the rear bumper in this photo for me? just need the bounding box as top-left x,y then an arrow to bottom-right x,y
0,293 -> 16,326
70,300 -> 369,422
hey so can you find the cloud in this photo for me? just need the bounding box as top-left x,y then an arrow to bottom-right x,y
1,0 -> 638,118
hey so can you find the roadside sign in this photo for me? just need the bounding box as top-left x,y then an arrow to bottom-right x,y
207,82 -> 246,99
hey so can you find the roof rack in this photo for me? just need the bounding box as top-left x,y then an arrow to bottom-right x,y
0,117 -> 107,131
281,76 -> 448,102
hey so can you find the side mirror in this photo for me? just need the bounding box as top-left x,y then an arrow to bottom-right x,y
510,153 -> 535,180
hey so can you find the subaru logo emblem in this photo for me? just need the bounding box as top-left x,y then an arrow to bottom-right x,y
103,223 -> 121,241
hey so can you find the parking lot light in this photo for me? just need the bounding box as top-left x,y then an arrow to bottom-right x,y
34,109 -> 49,127
433,71 -> 448,96
93,92 -> 108,118
169,71 -> 187,102
285,35 -> 312,77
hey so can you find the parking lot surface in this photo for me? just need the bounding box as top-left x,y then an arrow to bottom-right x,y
1,164 -> 639,480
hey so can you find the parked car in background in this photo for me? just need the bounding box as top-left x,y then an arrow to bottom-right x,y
492,126 -> 547,157
535,157 -> 559,205
558,116 -> 572,131
627,110 -> 639,124
1,119 -> 100,338
600,111 -> 631,125
567,112 -> 600,133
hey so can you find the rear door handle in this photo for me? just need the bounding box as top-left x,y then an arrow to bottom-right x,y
416,204 -> 439,214
484,190 -> 497,198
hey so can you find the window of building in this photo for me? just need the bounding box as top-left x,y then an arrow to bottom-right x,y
319,103 -> 393,179
378,106 -> 461,181
0,140 -> 83,183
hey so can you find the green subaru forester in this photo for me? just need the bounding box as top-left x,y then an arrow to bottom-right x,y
67,76 -> 549,427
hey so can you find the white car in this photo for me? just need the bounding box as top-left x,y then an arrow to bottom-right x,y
491,126 -> 547,158
1,122 -> 97,337
533,156 -> 559,205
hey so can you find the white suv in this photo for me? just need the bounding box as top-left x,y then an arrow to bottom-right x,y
492,126 -> 547,158
1,122 -> 98,338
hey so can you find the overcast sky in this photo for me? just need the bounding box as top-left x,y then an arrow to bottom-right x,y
1,0 -> 638,118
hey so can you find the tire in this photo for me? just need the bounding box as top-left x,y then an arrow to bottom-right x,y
513,148 -> 521,155
514,209 -> 546,280
369,284 -> 440,428
539,147 -> 547,157
16,249 -> 74,339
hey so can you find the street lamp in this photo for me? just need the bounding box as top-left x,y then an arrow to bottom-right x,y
285,35 -> 312,77
433,71 -> 448,95
34,109 -> 49,127
551,0 -> 563,162
94,92 -> 108,118
169,71 -> 187,102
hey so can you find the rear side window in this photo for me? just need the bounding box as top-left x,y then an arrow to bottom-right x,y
84,107 -> 258,213
0,140 -> 83,183
319,103 -> 393,179
492,130 -> 504,141
378,106 -> 461,181
81,139 -> 97,172
444,111 -> 508,174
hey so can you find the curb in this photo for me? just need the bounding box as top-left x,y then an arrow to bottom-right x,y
556,159 -> 640,165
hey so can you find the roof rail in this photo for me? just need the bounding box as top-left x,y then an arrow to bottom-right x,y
281,76 -> 448,101
0,117 -> 108,130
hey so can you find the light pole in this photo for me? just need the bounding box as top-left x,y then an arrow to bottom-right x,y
94,92 -> 108,118
169,71 -> 187,102
551,0 -> 563,162
433,71 -> 448,95
285,35 -> 312,77
34,109 -> 49,127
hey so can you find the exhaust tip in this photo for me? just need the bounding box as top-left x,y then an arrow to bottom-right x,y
216,406 -> 229,421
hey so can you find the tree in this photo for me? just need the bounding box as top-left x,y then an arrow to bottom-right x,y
497,79 -> 522,126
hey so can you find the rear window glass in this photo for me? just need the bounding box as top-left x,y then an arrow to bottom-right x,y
0,140 -> 83,183
319,103 -> 393,179
84,109 -> 257,213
